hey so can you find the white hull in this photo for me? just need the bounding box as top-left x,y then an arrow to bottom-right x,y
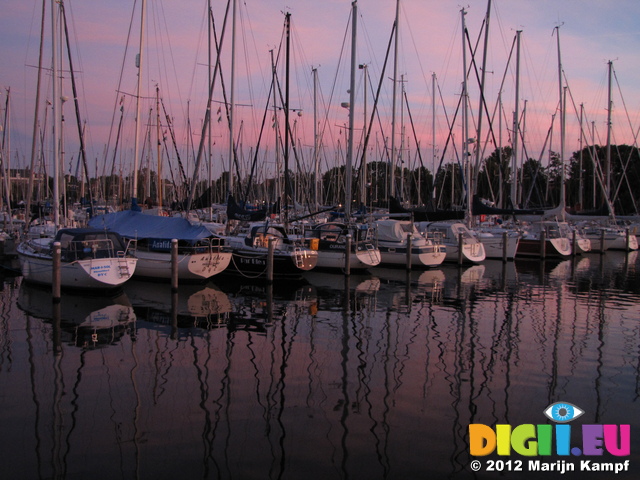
442,242 -> 486,263
584,230 -> 638,252
315,247 -> 381,270
474,230 -> 520,260
419,222 -> 486,264
18,243 -> 136,289
223,224 -> 318,277
516,236 -> 572,257
132,249 -> 232,281
575,237 -> 592,254
377,244 -> 446,268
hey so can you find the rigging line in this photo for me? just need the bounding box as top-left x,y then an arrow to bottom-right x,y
241,76 -> 275,203
613,68 -> 640,146
161,129 -> 179,197
316,7 -> 352,169
186,0 -> 230,212
160,97 -> 187,185
479,35 -> 517,166
238,2 -> 259,134
564,82 -> 623,213
271,31 -> 307,210
464,18 -> 502,164
434,79 -> 465,209
152,0 -> 186,121
610,137 -> 639,213
401,3 -> 434,100
522,114 -> 554,208
358,21 -> 396,178
102,0 -> 139,180
60,2 -> 94,212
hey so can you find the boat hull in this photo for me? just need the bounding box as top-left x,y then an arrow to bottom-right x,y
377,244 -> 446,268
18,245 -> 137,290
131,249 -> 232,281
313,243 -> 381,271
418,222 -> 486,264
475,231 -> 520,260
516,237 -> 572,258
226,247 -> 318,277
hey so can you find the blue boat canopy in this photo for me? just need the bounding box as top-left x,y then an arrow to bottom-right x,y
88,210 -> 215,242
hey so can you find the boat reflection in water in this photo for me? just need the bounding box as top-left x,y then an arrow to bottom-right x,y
2,250 -> 640,479
17,281 -> 136,349
124,279 -> 233,332
215,273 -> 318,332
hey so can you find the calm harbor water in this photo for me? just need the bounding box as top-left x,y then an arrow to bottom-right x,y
1,253 -> 639,479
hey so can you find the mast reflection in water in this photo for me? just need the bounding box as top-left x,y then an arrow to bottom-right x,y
1,252 -> 639,479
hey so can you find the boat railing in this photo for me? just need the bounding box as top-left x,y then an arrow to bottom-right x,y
183,237 -> 227,256
61,238 -> 120,262
430,231 -> 444,244
125,238 -> 137,257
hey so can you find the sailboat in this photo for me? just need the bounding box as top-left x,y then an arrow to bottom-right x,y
216,10 -> 320,279
301,221 -> 380,271
375,219 -> 447,267
88,0 -> 232,282
295,2 -> 380,273
17,1 -> 137,290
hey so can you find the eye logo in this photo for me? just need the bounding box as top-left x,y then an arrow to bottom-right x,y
543,402 -> 584,423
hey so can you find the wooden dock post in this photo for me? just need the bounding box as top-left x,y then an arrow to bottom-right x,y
344,235 -> 352,276
267,237 -> 274,283
171,239 -> 178,292
502,231 -> 508,262
52,241 -> 61,301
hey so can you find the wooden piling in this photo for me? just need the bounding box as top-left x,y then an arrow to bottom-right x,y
267,237 -> 274,283
52,241 -> 61,301
502,231 -> 508,262
171,239 -> 178,292
344,235 -> 352,276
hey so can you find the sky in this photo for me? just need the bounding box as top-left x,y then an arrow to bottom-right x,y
2,0 -> 640,185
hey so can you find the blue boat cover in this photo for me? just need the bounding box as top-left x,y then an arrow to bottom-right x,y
88,210 -> 214,241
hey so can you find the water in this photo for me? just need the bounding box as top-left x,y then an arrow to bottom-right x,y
1,253 -> 639,479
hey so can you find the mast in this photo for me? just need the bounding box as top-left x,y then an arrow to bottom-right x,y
156,84 -> 162,209
605,60 -> 613,201
207,0 -> 213,219
227,0 -> 237,201
51,0 -> 61,227
26,0 -> 47,224
345,1 -> 357,220
461,7 -> 469,217
579,103 -> 584,210
432,72 -> 436,204
131,0 -> 146,211
510,30 -> 521,209
270,49 -> 281,207
389,0 -> 400,202
313,67 -> 320,211
284,12 -> 291,225
185,0 -> 230,213
498,92 -> 503,207
359,63 -> 368,207
474,0 -> 491,215
0,90 -> 12,230
556,25 -> 566,214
